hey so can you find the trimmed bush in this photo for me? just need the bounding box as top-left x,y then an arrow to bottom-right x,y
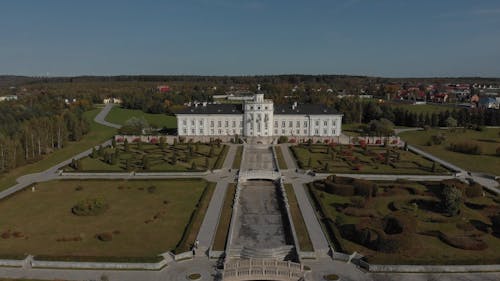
96,232 -> 113,242
448,142 -> 482,155
72,198 -> 109,216
465,183 -> 483,198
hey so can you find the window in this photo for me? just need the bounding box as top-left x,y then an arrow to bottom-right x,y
315,129 -> 319,135
250,106 -> 254,110
282,129 -> 285,134
240,121 -> 243,127
210,121 -> 214,127
218,121 -> 222,127
282,121 -> 286,128
183,128 -> 187,134
218,129 -> 222,134
191,120 -> 195,126
296,129 -> 300,134
183,120 -> 187,125
274,121 -> 278,127
210,129 -> 214,135
304,121 -> 308,127
296,121 -> 300,127
225,120 -> 229,127
200,128 -> 204,134
258,106 -> 260,110
274,129 -> 278,134
304,129 -> 307,134
265,106 -> 268,110
232,121 -> 236,127
191,128 -> 195,134
265,123 -> 268,130
315,120 -> 319,126
199,120 -> 203,125
324,120 -> 328,126
257,123 -> 261,132
323,128 -> 327,135
289,121 -> 293,128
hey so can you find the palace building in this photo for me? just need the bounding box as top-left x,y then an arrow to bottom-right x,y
176,92 -> 342,138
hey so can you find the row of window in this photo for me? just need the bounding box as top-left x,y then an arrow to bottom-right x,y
273,119 -> 338,128
273,128 -> 337,136
182,128 -> 243,135
182,119 -> 243,128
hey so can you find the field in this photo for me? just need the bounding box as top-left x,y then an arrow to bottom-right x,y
387,102 -> 455,114
290,144 -> 450,175
64,142 -> 228,172
0,179 -> 213,258
308,176 -> 500,264
400,128 -> 500,175
0,108 -> 116,191
105,106 -> 177,129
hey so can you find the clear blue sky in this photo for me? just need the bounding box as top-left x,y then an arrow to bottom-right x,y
1,0 -> 499,77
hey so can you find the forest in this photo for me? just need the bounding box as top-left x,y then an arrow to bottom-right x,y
0,93 -> 91,173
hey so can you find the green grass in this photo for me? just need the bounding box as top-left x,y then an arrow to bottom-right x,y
0,108 -> 116,191
284,184 -> 313,252
174,181 -> 216,254
290,144 -> 450,175
400,128 -> 500,175
387,102 -> 455,114
212,183 -> 236,251
308,179 -> 500,265
105,107 -> 177,128
64,143 -> 228,172
274,146 -> 288,170
232,146 -> 243,169
0,179 -> 211,258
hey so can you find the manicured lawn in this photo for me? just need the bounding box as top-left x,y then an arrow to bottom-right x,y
308,178 -> 500,265
274,146 -> 288,170
105,107 -> 177,128
0,179 -> 212,258
232,146 -> 243,169
213,183 -> 236,251
0,109 -> 116,191
64,142 -> 228,172
400,128 -> 500,175
290,144 -> 450,175
284,184 -> 313,252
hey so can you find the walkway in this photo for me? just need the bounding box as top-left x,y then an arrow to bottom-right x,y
94,103 -> 122,129
279,145 -> 331,257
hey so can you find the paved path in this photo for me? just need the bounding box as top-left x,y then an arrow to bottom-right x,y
94,103 -> 122,129
279,144 -> 330,257
196,144 -> 238,254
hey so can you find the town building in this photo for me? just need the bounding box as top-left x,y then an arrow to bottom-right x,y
176,91 -> 343,138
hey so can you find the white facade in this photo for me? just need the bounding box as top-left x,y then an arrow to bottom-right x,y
176,93 -> 342,137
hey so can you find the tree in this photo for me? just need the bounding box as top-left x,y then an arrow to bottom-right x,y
441,185 -> 462,216
90,147 -> 97,158
118,117 -> 149,135
191,161 -> 197,171
124,138 -> 129,152
445,116 -> 457,128
159,136 -> 166,150
111,138 -> 116,148
142,156 -> 150,170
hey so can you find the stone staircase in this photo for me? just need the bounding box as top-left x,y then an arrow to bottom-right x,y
228,245 -> 295,260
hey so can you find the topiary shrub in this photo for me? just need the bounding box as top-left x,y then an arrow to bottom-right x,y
448,142 -> 482,155
72,198 -> 109,216
96,232 -> 113,242
465,183 -> 483,198
383,216 -> 404,235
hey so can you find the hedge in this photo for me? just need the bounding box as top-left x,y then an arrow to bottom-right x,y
34,255 -> 164,263
212,145 -> 229,170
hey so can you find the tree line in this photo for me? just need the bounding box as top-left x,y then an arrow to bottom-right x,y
0,94 -> 91,174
